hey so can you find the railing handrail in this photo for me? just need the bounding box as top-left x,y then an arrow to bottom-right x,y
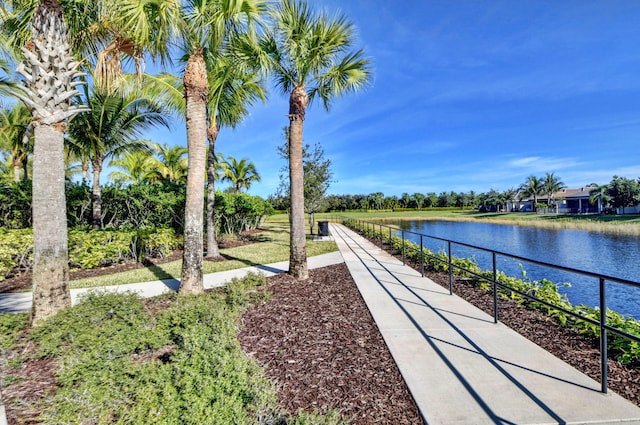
349,219 -> 640,289
334,215 -> 640,394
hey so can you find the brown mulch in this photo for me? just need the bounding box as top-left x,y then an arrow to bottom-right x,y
238,263 -> 424,424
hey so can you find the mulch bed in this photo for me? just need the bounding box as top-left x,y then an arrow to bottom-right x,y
238,263 -> 424,424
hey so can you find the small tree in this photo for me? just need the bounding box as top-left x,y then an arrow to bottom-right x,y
606,175 -> 640,214
277,129 -> 333,234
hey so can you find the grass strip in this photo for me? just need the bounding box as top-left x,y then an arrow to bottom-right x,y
70,219 -> 337,289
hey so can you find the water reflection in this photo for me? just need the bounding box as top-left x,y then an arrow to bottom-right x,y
396,220 -> 640,319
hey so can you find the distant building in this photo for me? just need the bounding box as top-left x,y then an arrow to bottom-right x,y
515,186 -> 599,214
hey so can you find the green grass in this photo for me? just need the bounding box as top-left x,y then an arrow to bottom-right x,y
70,219 -> 338,289
0,275 -> 346,424
318,210 -> 640,234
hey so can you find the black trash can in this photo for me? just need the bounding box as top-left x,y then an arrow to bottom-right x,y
317,221 -> 329,236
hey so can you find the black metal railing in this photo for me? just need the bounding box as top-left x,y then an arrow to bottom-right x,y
334,215 -> 640,394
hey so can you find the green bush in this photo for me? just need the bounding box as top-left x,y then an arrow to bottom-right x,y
26,271 -> 328,424
0,227 -> 180,280
215,192 -> 274,235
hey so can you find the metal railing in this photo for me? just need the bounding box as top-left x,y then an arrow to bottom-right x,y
335,215 -> 640,394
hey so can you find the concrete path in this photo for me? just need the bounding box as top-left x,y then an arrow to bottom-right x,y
330,223 -> 640,425
0,251 -> 343,313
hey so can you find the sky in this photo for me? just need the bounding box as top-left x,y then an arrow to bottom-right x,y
147,0 -> 640,199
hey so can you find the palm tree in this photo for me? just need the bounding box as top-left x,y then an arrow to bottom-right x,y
67,88 -> 169,228
108,149 -> 157,185
0,102 -> 32,182
152,143 -> 188,183
542,172 -> 565,210
205,40 -> 266,259
12,0 -> 88,325
177,0 -> 266,294
256,0 -> 371,279
519,175 -> 544,212
221,156 -> 261,193
589,184 -> 611,214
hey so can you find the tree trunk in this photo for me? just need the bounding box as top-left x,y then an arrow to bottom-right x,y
91,158 -> 102,228
31,124 -> 71,325
12,156 -> 21,182
288,85 -> 308,279
180,50 -> 208,294
205,124 -> 221,259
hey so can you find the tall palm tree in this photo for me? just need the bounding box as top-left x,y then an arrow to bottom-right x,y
0,102 -> 32,182
256,0 -> 371,279
205,42 -> 266,259
152,143 -> 188,183
542,172 -> 565,209
519,175 -> 544,212
221,156 -> 261,193
67,87 -> 169,228
177,0 -> 266,294
12,0 -> 88,325
108,149 -> 157,185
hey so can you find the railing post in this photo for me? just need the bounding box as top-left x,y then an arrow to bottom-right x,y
492,252 -> 498,324
401,230 -> 405,265
599,277 -> 608,394
448,241 -> 453,295
389,227 -> 392,248
420,235 -> 424,277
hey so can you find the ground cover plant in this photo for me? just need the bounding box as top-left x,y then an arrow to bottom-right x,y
0,273 -> 351,424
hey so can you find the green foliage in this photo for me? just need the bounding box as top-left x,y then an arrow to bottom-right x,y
29,276 -> 280,423
0,227 -> 179,279
0,181 -> 32,229
0,313 -> 28,353
0,228 -> 33,279
571,306 -> 640,365
215,191 -> 274,235
100,181 -> 187,232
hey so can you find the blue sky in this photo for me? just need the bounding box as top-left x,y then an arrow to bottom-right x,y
149,0 -> 640,199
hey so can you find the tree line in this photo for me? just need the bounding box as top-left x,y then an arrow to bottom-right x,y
288,173 -> 640,213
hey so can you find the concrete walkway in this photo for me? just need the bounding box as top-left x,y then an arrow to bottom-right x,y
330,223 -> 640,425
0,251 -> 344,313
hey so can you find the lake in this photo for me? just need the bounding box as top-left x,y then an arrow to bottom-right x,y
394,220 -> 640,319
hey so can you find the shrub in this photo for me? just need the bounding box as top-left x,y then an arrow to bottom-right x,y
30,274 -> 284,424
215,192 -> 274,235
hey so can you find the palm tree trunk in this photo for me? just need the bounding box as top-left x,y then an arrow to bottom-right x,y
206,124 -> 221,259
91,158 -> 102,228
180,51 -> 208,294
288,85 -> 308,279
31,124 -> 71,325
12,157 -> 21,182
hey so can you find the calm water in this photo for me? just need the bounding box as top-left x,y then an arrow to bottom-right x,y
394,220 -> 640,319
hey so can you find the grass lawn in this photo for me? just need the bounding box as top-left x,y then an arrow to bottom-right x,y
70,218 -> 337,289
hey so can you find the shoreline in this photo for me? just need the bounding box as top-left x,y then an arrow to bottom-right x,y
332,212 -> 640,235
